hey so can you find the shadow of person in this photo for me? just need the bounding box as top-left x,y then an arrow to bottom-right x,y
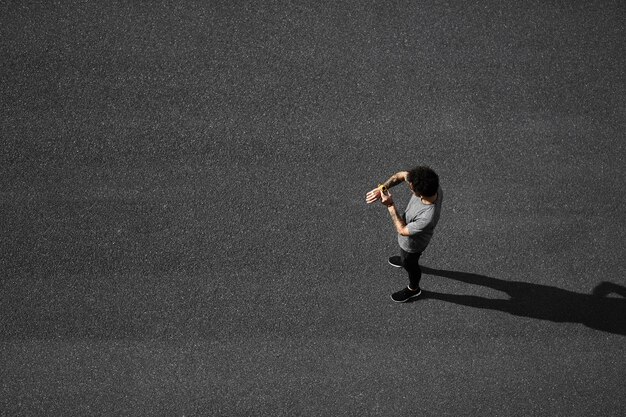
419,267 -> 626,336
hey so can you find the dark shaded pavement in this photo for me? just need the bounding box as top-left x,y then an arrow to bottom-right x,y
421,267 -> 626,335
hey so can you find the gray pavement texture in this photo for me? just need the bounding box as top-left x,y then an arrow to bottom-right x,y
1,0 -> 625,416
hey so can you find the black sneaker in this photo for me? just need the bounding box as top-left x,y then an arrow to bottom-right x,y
388,256 -> 403,268
391,287 -> 422,303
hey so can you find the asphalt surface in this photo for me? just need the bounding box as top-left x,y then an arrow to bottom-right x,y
1,1 -> 625,416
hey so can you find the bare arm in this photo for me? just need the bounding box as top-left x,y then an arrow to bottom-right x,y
380,189 -> 411,236
365,171 -> 409,204
386,204 -> 410,236
381,171 -> 409,190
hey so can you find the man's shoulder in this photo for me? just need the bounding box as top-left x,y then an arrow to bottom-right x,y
407,202 -> 435,220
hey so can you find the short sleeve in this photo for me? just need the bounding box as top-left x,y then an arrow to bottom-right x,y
405,208 -> 434,235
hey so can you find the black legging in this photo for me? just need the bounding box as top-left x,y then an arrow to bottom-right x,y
400,248 -> 422,290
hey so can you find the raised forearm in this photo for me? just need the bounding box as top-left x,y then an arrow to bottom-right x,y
381,171 -> 408,190
387,204 -> 408,235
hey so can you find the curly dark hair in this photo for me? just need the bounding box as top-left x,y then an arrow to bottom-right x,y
407,166 -> 439,197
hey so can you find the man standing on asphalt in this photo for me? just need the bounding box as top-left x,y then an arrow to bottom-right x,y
366,167 -> 443,302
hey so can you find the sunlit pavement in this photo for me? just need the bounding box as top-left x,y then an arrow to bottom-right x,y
2,2 -> 625,415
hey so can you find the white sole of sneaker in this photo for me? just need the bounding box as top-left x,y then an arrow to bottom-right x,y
388,258 -> 403,268
391,290 -> 422,303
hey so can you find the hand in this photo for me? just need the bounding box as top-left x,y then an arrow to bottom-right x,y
365,187 -> 382,204
380,188 -> 394,207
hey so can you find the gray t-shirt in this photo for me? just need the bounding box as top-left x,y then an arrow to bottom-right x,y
398,187 -> 443,253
